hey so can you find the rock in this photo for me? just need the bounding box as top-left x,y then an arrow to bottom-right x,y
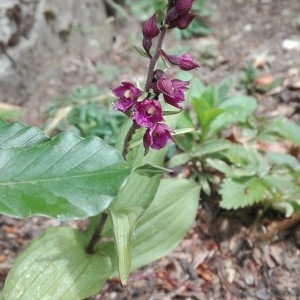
0,0 -> 112,120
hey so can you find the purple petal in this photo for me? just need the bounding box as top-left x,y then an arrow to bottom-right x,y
133,99 -> 163,128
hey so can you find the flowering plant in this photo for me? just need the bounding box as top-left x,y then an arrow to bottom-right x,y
0,1 -> 200,299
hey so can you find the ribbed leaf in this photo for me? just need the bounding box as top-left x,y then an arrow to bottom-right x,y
3,227 -> 111,300
100,179 -> 200,276
109,207 -> 144,286
220,177 -> 266,209
0,132 -> 131,219
0,121 -> 49,148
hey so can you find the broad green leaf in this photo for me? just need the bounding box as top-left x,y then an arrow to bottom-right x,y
205,158 -> 232,174
192,95 -> 222,131
176,72 -> 204,100
199,175 -> 211,196
192,139 -> 231,157
0,121 -> 49,148
3,227 -> 111,300
109,207 -> 144,286
223,144 -> 270,176
132,178 -> 200,270
168,153 -> 190,168
265,152 -> 300,171
100,178 -> 200,275
269,118 -> 300,146
220,177 -> 266,209
229,167 -> 256,178
217,77 -> 233,103
206,96 -> 257,136
134,163 -> 173,177
0,132 -> 131,220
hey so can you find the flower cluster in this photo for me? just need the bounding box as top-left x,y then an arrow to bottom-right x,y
112,0 -> 199,155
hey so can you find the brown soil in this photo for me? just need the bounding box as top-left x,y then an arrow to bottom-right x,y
1,0 -> 300,299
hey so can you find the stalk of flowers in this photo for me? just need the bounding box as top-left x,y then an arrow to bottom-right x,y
112,0 -> 199,156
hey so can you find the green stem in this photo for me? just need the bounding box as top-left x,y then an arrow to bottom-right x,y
85,212 -> 108,254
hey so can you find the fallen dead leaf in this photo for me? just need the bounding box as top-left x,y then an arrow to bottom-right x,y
196,263 -> 215,282
254,74 -> 275,86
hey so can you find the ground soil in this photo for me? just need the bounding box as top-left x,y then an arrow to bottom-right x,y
1,0 -> 300,299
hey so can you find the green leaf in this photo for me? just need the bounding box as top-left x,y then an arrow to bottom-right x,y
207,95 -> 257,136
0,121 -> 49,148
100,179 -> 200,275
3,227 -> 111,300
223,144 -> 270,176
192,89 -> 222,131
168,153 -> 190,168
173,128 -> 197,135
265,152 -> 300,171
289,200 -> 300,213
220,177 -> 266,209
131,44 -> 149,58
109,207 -> 144,286
131,179 -> 200,270
199,175 -> 211,196
0,132 -> 131,220
192,139 -> 231,157
134,163 -> 173,177
217,77 -> 233,103
205,158 -> 232,174
269,118 -> 300,146
162,110 -> 182,116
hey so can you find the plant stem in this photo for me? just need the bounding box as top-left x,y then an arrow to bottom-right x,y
85,212 -> 108,254
122,122 -> 139,159
122,14 -> 169,158
144,26 -> 168,92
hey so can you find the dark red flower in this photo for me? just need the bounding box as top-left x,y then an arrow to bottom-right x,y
143,123 -> 174,154
112,82 -> 140,112
142,14 -> 160,39
174,0 -> 194,16
132,100 -> 163,128
156,77 -> 189,109
169,13 -> 197,30
161,50 -> 199,71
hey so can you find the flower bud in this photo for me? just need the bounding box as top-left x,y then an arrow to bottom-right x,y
169,13 -> 196,30
161,50 -> 199,71
142,37 -> 152,56
175,0 -> 194,16
165,7 -> 178,24
142,14 -> 160,39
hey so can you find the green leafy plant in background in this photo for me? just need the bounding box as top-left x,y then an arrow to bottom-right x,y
44,85 -> 126,146
238,60 -> 282,94
170,75 -> 300,216
0,1 -> 201,299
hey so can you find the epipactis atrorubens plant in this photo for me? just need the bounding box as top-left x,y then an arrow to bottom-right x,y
1,1 -> 200,299
112,0 -> 199,156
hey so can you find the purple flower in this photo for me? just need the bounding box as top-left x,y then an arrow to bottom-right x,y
142,14 -> 160,39
142,14 -> 160,56
112,82 -> 140,112
132,99 -> 163,128
156,77 -> 189,109
143,123 -> 174,154
169,13 -> 197,30
174,0 -> 194,16
161,50 -> 199,71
